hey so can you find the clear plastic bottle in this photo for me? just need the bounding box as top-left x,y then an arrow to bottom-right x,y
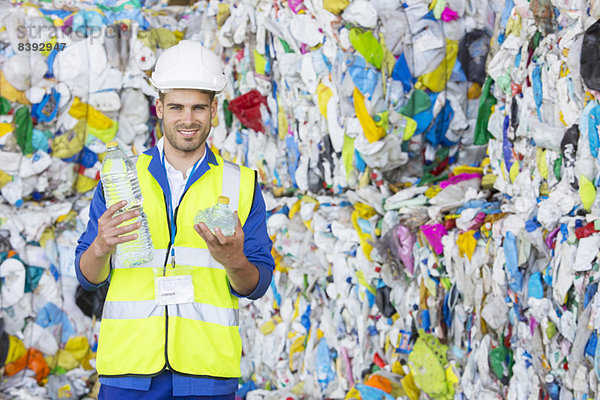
213,196 -> 236,236
194,196 -> 236,237
100,141 -> 153,267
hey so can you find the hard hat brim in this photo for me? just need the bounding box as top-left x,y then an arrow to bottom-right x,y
149,77 -> 227,94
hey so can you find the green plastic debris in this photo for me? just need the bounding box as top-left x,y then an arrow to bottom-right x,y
553,155 -> 562,181
474,77 -> 497,145
223,99 -> 233,129
15,106 -> 34,155
489,339 -> 514,383
279,38 -> 293,53
546,320 -> 557,339
0,97 -> 11,114
400,90 -> 431,118
348,28 -> 383,69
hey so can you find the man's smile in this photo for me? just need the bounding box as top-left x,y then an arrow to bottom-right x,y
177,129 -> 199,136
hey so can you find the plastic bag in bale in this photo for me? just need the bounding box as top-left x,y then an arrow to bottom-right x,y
457,29 -> 491,85
581,19 -> 600,92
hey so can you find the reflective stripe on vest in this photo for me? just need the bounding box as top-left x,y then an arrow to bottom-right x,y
103,300 -> 164,319
169,303 -> 239,326
222,160 -> 241,211
103,300 -> 238,326
113,247 -> 225,270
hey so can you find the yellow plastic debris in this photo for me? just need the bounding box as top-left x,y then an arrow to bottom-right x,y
217,3 -> 231,26
289,335 -> 306,371
64,336 -> 90,362
344,386 -> 362,400
392,361 -> 404,376
317,83 -> 334,119
259,315 -> 283,335
0,170 -> 12,188
0,71 -> 30,105
6,335 -> 27,365
51,120 -> 87,159
46,349 -> 79,371
468,82 -> 482,99
342,134 -> 356,183
481,174 -> 497,190
353,88 -> 386,143
254,50 -> 267,75
537,148 -> 549,180
445,365 -> 459,396
452,165 -> 484,175
379,33 -> 397,76
278,99 -> 288,140
505,11 -> 522,37
402,115 -> 418,141
0,123 -> 13,138
351,203 -> 377,261
509,161 -> 520,183
579,175 -> 596,211
74,173 -> 99,193
408,330 -> 452,399
81,352 -> 96,371
323,0 -> 350,15
68,98 -> 114,130
356,270 -> 376,296
418,40 -> 458,93
425,186 -> 442,198
457,230 -> 477,260
401,371 -> 421,400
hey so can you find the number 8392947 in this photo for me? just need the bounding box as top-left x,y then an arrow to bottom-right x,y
17,42 -> 66,52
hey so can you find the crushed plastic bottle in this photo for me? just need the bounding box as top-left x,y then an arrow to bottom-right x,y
194,196 -> 236,237
100,141 -> 153,267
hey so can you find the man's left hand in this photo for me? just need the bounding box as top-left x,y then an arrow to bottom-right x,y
194,211 -> 245,268
194,211 -> 260,296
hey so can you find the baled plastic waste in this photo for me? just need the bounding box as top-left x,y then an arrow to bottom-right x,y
1,0 -> 600,399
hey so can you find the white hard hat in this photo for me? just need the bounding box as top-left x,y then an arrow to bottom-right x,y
149,40 -> 227,93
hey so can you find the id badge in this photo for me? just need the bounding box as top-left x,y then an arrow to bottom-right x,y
155,275 -> 195,306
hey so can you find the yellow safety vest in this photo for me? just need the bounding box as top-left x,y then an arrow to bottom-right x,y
96,152 -> 256,378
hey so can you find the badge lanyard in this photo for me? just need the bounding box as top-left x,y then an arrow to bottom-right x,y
162,150 -> 200,268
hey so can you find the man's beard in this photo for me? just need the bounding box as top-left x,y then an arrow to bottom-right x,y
164,121 -> 210,153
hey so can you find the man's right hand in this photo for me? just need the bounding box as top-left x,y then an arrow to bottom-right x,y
93,200 -> 142,257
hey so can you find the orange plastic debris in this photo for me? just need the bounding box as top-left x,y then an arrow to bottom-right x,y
365,374 -> 392,393
5,348 -> 50,383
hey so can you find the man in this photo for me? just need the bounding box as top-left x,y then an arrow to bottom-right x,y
75,40 -> 275,399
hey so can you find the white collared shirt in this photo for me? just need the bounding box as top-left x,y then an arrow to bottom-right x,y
157,137 -> 206,213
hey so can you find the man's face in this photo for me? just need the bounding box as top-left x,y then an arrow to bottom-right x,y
155,89 -> 216,156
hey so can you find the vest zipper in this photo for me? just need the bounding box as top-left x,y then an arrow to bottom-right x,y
163,177 -> 192,373
162,193 -> 173,371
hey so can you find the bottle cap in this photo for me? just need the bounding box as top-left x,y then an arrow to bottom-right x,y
15,199 -> 23,208
106,141 -> 119,148
218,196 -> 230,205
